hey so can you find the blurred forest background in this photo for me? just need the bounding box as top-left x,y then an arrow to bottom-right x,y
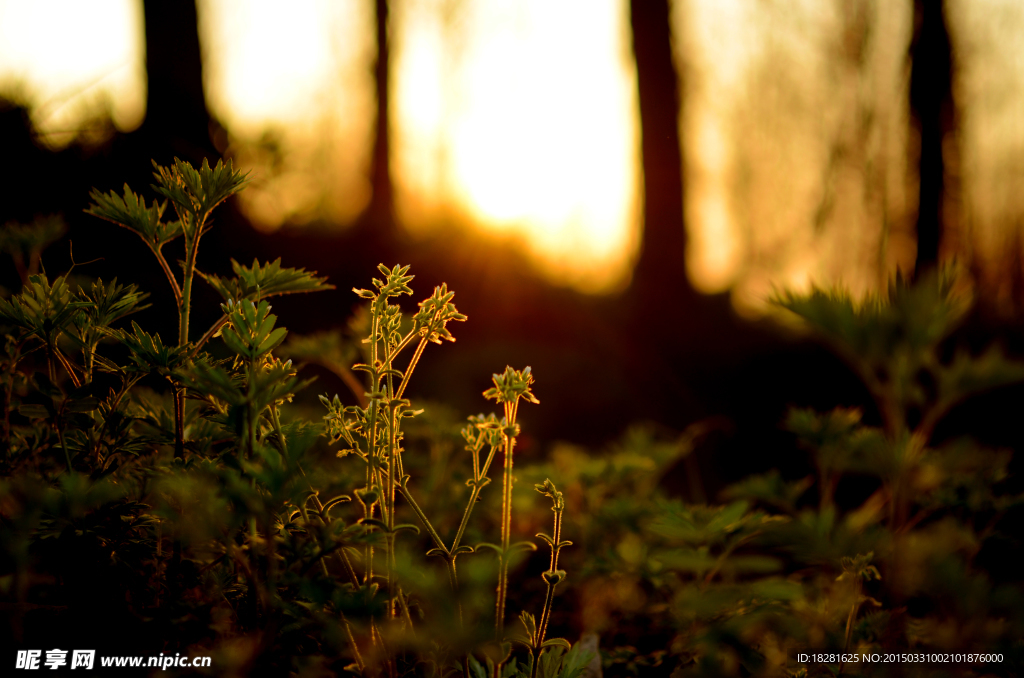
3,0 -> 1024,495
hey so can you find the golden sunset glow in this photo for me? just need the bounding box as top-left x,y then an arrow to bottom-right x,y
679,0 -> 917,313
198,0 -> 376,227
392,0 -> 641,293
4,0 -> 1022,305
0,0 -> 645,293
677,0 -> 751,295
948,0 -> 1024,309
0,0 -> 144,144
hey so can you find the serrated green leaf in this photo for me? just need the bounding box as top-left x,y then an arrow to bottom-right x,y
0,274 -> 88,343
219,299 -> 288,359
151,157 -> 249,224
199,257 -> 332,302
86,184 -> 182,245
115,321 -> 189,375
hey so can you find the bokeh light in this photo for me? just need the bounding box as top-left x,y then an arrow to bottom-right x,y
199,0 -> 376,228
0,0 -> 144,145
392,0 -> 642,293
4,0 -> 1024,306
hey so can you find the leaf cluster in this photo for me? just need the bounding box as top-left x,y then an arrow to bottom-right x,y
511,272 -> 1024,677
200,257 -> 333,302
3,168 -> 575,678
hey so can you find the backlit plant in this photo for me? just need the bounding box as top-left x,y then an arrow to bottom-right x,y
2,158 -> 1021,678
515,272 -> 1024,677
0,158 -> 584,677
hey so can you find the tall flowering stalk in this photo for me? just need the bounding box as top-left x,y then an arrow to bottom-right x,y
509,479 -> 574,678
482,366 -> 540,637
533,480 -> 570,655
320,275 -> 571,674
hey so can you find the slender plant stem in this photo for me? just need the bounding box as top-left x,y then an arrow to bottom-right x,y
382,334 -> 398,622
703,532 -> 759,587
383,328 -> 419,373
452,488 -> 483,555
178,227 -> 198,346
395,482 -> 448,555
363,408 -> 378,586
191,315 -> 229,358
364,314 -> 381,586
173,385 -> 185,460
174,214 -> 206,459
394,458 -> 461,597
442,433 -> 494,630
82,341 -> 96,384
448,439 -> 498,585
46,346 -> 57,385
396,585 -> 415,631
536,511 -> 562,650
341,610 -> 366,673
147,242 -> 182,306
495,401 -> 518,638
394,335 -> 428,401
392,306 -> 444,403
386,402 -> 399,620
50,346 -> 81,389
445,559 -> 459,593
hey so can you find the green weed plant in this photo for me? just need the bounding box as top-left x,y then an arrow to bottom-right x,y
2,158 -> 1022,678
0,159 -> 583,677
518,273 -> 1024,677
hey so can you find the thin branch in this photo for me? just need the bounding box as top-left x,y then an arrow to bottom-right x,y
191,315 -> 229,358
146,242 -> 182,306
451,441 -> 498,553
384,327 -> 420,370
86,217 -> 182,305
396,482 -> 448,556
52,346 -> 82,389
395,335 -> 429,401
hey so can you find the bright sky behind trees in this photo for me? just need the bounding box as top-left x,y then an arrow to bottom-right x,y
2,0 -> 1023,307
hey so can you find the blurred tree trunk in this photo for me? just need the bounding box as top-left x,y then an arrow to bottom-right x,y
140,0 -> 217,163
622,0 -> 708,431
910,0 -> 954,277
364,0 -> 396,238
627,0 -> 692,300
